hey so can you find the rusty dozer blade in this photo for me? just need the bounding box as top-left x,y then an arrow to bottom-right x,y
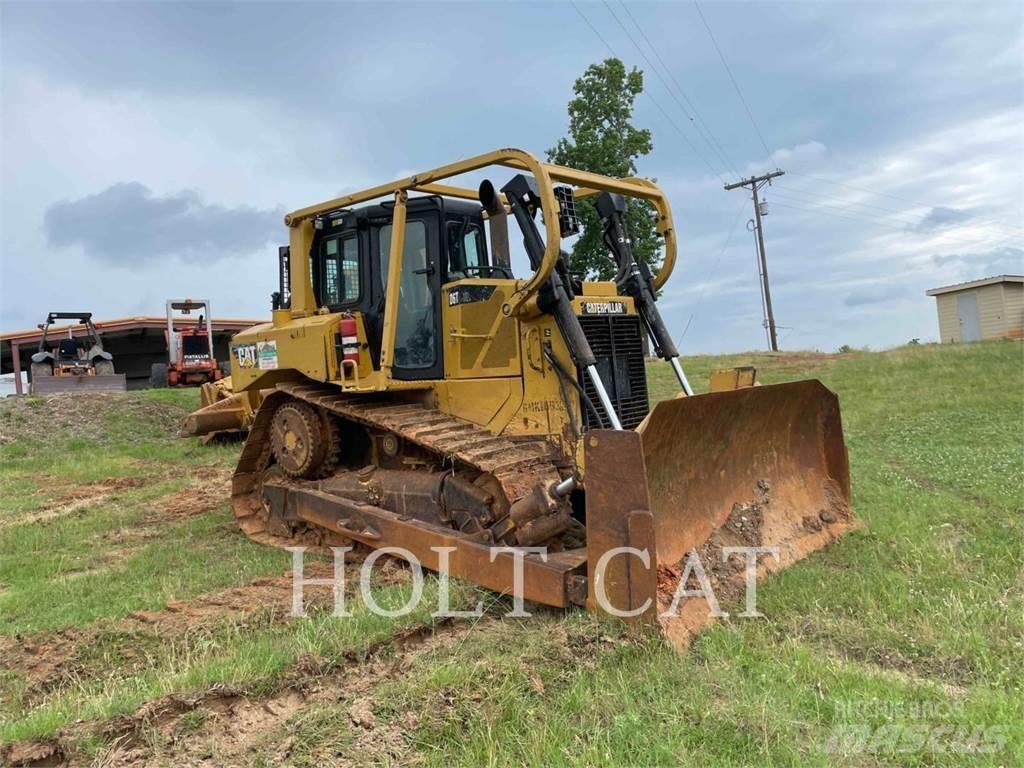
585,379 -> 855,649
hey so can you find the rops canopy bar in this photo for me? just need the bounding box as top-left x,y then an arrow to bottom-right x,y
283,148 -> 677,313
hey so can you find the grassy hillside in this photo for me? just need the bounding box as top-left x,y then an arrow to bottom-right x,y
0,341 -> 1021,766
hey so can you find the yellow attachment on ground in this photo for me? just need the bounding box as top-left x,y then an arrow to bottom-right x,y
709,366 -> 758,391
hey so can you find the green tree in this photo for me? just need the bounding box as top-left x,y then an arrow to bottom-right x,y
547,58 -> 661,281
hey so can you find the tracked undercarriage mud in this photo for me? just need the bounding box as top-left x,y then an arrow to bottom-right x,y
232,383 -> 578,555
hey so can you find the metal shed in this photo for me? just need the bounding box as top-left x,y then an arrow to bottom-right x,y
925,275 -> 1024,343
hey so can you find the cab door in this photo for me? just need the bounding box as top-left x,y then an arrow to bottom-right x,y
374,208 -> 444,381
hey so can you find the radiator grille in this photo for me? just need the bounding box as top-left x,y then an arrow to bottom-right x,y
577,314 -> 650,430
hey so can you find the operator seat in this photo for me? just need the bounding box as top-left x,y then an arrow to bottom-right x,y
57,339 -> 81,361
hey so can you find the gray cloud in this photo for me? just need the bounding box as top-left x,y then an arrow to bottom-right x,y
843,283 -> 909,307
914,206 -> 974,232
3,1 -> 1020,352
931,246 -> 1023,274
44,183 -> 282,266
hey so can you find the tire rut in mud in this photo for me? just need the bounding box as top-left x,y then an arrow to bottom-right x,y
4,616 -> 475,768
0,563 -> 350,708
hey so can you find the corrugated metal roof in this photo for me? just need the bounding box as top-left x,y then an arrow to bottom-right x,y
925,274 -> 1024,297
0,315 -> 264,344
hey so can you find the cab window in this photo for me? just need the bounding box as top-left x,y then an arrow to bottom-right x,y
446,221 -> 485,276
463,225 -> 483,268
378,220 -> 435,369
322,239 -> 340,305
341,236 -> 359,302
319,234 -> 359,306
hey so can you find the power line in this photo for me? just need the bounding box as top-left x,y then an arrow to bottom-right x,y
570,0 -> 726,181
693,0 -> 773,157
687,0 -> 1021,239
614,0 -> 741,178
571,0 -> 618,57
597,0 -> 726,181
679,198 -> 749,342
726,170 -> 785,350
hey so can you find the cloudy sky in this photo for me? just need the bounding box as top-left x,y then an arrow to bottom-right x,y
1,0 -> 1021,355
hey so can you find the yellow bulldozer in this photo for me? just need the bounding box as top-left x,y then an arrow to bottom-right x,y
185,148 -> 854,646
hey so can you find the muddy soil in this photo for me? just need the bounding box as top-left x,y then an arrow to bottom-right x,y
0,477 -> 150,529
655,480 -> 775,649
656,479 -> 770,607
144,467 -> 232,521
655,478 -> 853,649
3,618 -> 472,768
0,564 -> 343,704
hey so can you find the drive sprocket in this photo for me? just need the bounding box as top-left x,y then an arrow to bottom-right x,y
270,401 -> 327,478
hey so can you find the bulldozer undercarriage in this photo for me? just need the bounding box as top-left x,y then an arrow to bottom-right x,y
233,384 -> 579,555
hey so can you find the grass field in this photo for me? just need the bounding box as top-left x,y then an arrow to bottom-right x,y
1,341 -> 1021,766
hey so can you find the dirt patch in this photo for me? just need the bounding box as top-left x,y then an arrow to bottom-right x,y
0,564 -> 345,705
8,618 -> 473,767
1,739 -> 64,767
0,627 -> 87,703
100,525 -> 162,547
0,392 -> 188,446
144,467 -> 232,522
125,564 -> 340,630
86,467 -> 234,546
1,477 -> 150,529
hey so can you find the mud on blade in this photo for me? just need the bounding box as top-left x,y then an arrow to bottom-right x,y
585,380 -> 856,649
641,379 -> 852,568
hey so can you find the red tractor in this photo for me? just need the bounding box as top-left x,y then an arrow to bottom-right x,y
150,299 -> 229,388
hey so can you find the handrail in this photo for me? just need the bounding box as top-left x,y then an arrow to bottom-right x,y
284,147 -> 677,312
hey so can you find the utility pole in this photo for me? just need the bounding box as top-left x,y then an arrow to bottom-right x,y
725,169 -> 784,351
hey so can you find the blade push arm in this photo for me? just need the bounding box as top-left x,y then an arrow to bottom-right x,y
501,174 -> 624,432
595,193 -> 694,396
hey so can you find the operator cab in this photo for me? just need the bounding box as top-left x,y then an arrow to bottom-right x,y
301,196 -> 499,382
57,338 -> 86,364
